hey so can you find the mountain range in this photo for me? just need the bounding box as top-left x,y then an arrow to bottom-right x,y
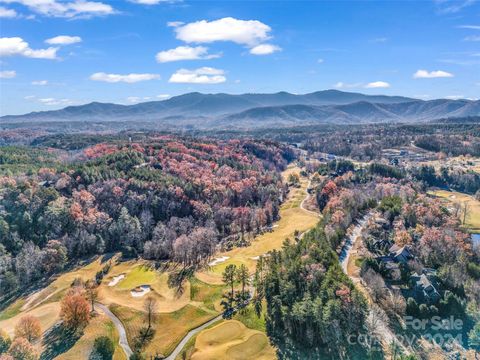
2,90 -> 479,128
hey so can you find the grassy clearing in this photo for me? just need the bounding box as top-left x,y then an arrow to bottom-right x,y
189,277 -> 225,312
233,303 -> 267,333
429,189 -> 480,232
110,304 -> 216,358
190,320 -> 275,360
0,302 -> 60,338
56,313 -> 126,360
0,298 -> 26,321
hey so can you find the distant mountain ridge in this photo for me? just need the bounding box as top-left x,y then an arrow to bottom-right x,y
2,90 -> 479,128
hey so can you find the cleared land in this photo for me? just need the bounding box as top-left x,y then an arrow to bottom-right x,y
110,303 -> 217,358
0,302 -> 59,338
190,320 -> 276,360
429,189 -> 480,232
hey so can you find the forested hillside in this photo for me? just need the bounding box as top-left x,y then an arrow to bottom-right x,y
0,137 -> 294,299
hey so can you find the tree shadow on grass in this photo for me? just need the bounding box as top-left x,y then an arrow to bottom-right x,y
167,266 -> 195,296
40,323 -> 82,360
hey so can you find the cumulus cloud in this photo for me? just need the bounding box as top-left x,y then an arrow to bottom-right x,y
45,35 -> 82,45
365,81 -> 390,88
1,0 -> 115,18
169,67 -> 226,84
0,6 -> 17,17
249,43 -> 281,55
413,69 -> 454,78
90,72 -> 160,83
174,17 -> 272,47
157,94 -> 171,99
32,80 -> 48,85
156,45 -> 219,63
0,70 -> 16,78
0,37 -> 58,59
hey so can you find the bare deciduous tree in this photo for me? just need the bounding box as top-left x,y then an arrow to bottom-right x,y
362,268 -> 386,301
143,296 -> 157,329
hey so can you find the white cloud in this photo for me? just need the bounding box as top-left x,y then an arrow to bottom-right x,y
45,35 -> 82,45
90,72 -> 160,83
413,69 -> 454,78
334,82 -> 362,89
157,94 -> 171,99
1,0 -> 115,18
174,17 -> 272,46
444,95 -> 464,100
0,6 -> 17,17
435,0 -> 476,14
317,58 -> 324,63
370,37 -> 388,43
365,81 -> 390,88
249,43 -> 281,55
126,96 -> 141,103
129,0 -> 170,4
167,21 -> 183,27
0,37 -> 58,59
38,97 -> 74,106
464,35 -> 480,41
156,45 -> 219,63
457,25 -> 480,30
24,95 -> 36,100
0,70 -> 16,78
32,80 -> 48,85
169,67 -> 226,84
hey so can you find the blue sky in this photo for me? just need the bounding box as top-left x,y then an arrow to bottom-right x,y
0,0 -> 479,115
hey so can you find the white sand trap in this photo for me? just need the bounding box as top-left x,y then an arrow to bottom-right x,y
130,285 -> 151,297
108,274 -> 125,287
251,256 -> 260,260
208,256 -> 230,266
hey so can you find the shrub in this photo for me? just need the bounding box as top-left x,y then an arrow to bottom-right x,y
92,336 -> 114,360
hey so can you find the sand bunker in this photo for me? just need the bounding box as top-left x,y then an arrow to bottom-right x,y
130,285 -> 151,297
108,274 -> 125,287
208,256 -> 230,266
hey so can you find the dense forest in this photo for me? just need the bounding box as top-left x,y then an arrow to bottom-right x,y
0,137 -> 294,298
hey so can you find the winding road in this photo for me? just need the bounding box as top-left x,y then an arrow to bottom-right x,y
164,314 -> 223,360
339,213 -> 410,355
299,179 -> 321,217
96,303 -> 133,359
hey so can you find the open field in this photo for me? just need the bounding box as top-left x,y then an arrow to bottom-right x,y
0,302 -> 60,338
190,320 -> 275,360
196,166 -> 319,285
429,189 -> 480,232
110,304 -> 217,358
